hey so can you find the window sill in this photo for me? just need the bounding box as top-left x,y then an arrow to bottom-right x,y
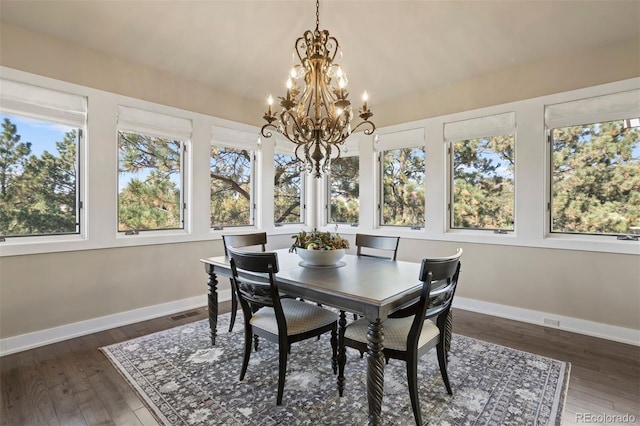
116,229 -> 189,240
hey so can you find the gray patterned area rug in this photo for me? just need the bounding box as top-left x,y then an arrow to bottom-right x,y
101,312 -> 570,425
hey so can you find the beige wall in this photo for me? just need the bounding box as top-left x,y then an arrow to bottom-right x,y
1,236 -> 638,339
0,25 -> 638,341
396,240 -> 640,330
375,38 -> 640,127
3,23 -> 638,129
0,23 -> 264,126
0,241 -> 223,337
0,236 -> 293,338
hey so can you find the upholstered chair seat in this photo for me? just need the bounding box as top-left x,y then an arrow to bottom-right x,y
344,317 -> 439,352
251,299 -> 339,336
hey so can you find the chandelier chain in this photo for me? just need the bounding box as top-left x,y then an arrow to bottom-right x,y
315,0 -> 320,31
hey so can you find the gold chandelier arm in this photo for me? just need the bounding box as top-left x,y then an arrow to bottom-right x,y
295,34 -> 308,65
327,36 -> 339,63
318,78 -> 337,116
279,110 -> 315,145
318,115 -> 343,146
260,123 -> 276,139
350,119 -> 377,136
293,142 -> 311,171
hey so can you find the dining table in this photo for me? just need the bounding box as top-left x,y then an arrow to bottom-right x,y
200,248 -> 437,426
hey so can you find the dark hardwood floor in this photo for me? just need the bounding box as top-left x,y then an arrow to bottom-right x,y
2,302 -> 638,425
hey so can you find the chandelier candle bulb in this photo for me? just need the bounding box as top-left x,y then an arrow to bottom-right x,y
362,91 -> 368,111
285,79 -> 292,104
260,0 -> 376,178
264,95 -> 277,124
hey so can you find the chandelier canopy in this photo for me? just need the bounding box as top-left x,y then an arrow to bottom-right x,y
260,0 -> 376,178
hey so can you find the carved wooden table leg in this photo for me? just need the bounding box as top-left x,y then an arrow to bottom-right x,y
337,310 -> 347,397
366,319 -> 384,426
205,263 -> 218,346
330,327 -> 338,375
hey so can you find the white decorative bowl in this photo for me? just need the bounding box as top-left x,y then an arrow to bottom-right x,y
296,248 -> 346,266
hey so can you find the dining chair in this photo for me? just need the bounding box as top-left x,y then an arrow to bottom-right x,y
355,233 -> 400,260
228,246 -> 339,405
222,232 -> 267,332
349,234 -> 401,320
338,249 -> 462,426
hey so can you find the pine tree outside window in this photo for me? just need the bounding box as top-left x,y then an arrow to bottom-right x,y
445,112 -> 516,232
274,152 -> 305,225
328,156 -> 359,225
116,106 -> 191,233
118,132 -> 184,232
327,137 -> 359,225
377,128 -> 426,228
210,126 -> 257,229
547,91 -> 640,236
0,80 -> 86,239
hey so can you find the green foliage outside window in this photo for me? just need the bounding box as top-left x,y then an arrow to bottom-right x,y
551,120 -> 639,235
210,146 -> 252,227
0,116 -> 78,237
381,147 -> 425,226
329,156 -> 359,224
118,131 -> 182,231
274,153 -> 303,224
452,135 -> 515,230
4,114 -> 637,239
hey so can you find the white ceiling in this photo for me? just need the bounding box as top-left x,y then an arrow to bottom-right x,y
1,0 -> 639,106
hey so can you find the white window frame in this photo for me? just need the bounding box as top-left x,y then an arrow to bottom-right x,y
545,89 -> 640,239
0,78 -> 87,242
1,67 -> 636,257
116,105 -> 192,237
324,135 -> 361,228
445,111 -> 517,234
273,137 -> 307,227
209,125 -> 259,230
375,128 -> 426,229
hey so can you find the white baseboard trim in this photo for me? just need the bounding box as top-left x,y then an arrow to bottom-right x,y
0,289 -> 232,357
453,296 -> 640,347
2,290 -> 637,356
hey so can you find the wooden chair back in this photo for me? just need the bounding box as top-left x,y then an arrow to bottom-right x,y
222,232 -> 267,256
227,247 -> 280,309
415,249 -> 463,337
355,234 -> 400,260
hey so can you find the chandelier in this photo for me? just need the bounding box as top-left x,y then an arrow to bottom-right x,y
260,0 -> 376,178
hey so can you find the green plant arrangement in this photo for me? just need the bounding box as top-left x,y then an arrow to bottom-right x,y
289,229 -> 350,252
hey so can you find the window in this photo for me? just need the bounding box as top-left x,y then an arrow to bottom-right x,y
446,112 -> 516,231
547,90 -> 640,236
0,80 -> 86,238
378,129 -> 425,227
210,126 -> 257,228
274,152 -> 305,224
117,106 -> 190,233
328,138 -> 359,225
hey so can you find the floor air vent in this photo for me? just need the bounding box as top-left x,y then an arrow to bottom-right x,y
171,310 -> 200,321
